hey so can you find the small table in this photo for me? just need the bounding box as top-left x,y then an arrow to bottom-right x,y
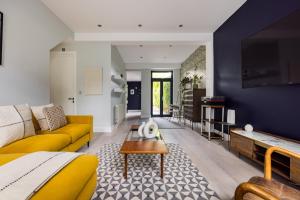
120,127 -> 169,179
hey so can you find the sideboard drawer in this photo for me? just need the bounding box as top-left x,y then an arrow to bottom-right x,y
231,132 -> 254,159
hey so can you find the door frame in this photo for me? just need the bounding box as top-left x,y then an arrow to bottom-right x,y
50,51 -> 77,114
150,71 -> 173,117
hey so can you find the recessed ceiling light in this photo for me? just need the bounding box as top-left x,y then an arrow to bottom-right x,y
97,24 -> 102,28
140,56 -> 143,59
139,45 -> 143,47
179,24 -> 183,28
169,44 -> 173,47
138,24 -> 143,28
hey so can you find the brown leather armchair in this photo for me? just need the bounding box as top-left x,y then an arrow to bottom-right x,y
235,146 -> 300,200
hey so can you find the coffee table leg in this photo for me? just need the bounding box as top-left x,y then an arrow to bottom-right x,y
124,154 -> 128,179
161,154 -> 164,178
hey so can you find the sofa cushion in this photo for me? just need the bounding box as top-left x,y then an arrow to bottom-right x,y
43,105 -> 67,131
0,153 -> 98,200
31,104 -> 54,131
0,105 -> 36,148
0,134 -> 71,154
40,124 -> 90,143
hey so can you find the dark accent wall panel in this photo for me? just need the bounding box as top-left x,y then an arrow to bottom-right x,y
214,0 -> 300,141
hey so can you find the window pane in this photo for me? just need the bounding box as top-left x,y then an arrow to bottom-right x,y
163,81 -> 171,115
152,81 -> 160,115
152,72 -> 172,79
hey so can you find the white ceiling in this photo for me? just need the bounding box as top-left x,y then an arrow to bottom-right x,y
42,0 -> 246,66
116,44 -> 200,64
41,0 -> 246,33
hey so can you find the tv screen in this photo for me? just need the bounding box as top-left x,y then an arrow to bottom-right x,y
242,10 -> 300,88
0,12 -> 3,65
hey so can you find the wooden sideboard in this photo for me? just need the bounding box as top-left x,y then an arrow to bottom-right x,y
230,129 -> 300,184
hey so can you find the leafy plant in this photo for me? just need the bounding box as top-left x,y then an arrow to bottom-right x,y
180,76 -> 191,86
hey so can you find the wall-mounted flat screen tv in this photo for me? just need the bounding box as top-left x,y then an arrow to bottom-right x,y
0,12 -> 3,65
241,10 -> 300,88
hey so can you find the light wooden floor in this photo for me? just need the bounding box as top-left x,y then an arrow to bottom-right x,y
81,116 -> 265,200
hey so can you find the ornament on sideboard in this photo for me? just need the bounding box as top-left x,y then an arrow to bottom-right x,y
244,124 -> 254,133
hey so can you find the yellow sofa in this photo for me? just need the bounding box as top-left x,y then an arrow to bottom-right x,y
0,115 -> 93,154
0,115 -> 98,200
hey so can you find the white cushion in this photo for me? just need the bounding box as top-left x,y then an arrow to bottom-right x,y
0,104 -> 35,148
31,104 -> 54,131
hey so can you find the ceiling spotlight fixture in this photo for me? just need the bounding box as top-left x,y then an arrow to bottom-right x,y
179,24 -> 183,28
140,56 -> 143,59
139,44 -> 143,47
138,24 -> 143,28
169,44 -> 173,47
97,24 -> 102,28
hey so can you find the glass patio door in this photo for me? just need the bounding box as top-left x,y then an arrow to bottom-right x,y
151,72 -> 173,117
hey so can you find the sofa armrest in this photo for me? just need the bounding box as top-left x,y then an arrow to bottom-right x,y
235,182 -> 279,200
66,115 -> 93,140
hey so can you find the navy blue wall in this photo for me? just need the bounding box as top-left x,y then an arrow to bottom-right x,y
214,0 -> 300,141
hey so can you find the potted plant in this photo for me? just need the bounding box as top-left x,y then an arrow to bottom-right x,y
192,74 -> 203,88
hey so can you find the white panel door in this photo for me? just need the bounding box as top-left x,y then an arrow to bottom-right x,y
50,51 -> 76,115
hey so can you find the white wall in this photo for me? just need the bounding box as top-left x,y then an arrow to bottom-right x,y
0,0 -> 72,105
52,42 -> 112,132
111,46 -> 126,127
205,41 -> 214,96
141,68 -> 180,118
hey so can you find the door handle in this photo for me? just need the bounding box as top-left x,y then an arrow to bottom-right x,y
68,97 -> 75,103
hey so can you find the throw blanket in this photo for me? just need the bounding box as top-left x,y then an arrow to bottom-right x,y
0,152 -> 82,200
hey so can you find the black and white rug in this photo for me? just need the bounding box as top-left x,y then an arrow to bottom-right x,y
92,144 -> 220,200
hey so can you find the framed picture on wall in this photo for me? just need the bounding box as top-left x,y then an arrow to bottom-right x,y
0,12 -> 3,65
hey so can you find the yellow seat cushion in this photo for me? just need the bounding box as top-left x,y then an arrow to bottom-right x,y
0,134 -> 71,154
0,153 -> 98,200
40,124 -> 90,143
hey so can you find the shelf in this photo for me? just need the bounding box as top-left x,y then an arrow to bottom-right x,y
202,119 -> 224,124
202,105 -> 225,109
112,88 -> 125,93
253,157 -> 290,179
183,104 -> 193,107
182,89 -> 193,93
201,131 -> 223,140
184,95 -> 193,97
111,75 -> 126,86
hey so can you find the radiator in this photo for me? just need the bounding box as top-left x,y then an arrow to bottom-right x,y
114,104 -> 125,124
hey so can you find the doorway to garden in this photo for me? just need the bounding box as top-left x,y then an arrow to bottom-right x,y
151,71 -> 173,117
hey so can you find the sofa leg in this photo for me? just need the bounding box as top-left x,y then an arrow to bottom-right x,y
87,142 -> 90,148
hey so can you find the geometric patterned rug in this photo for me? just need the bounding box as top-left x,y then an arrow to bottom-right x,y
92,144 -> 220,200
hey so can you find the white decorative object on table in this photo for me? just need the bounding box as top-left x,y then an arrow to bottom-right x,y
144,119 -> 158,139
137,122 -> 145,137
244,124 -> 254,133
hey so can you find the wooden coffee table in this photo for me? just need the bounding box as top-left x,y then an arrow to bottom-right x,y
120,126 -> 168,179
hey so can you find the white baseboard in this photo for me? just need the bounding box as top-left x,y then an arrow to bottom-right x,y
94,126 -> 112,133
